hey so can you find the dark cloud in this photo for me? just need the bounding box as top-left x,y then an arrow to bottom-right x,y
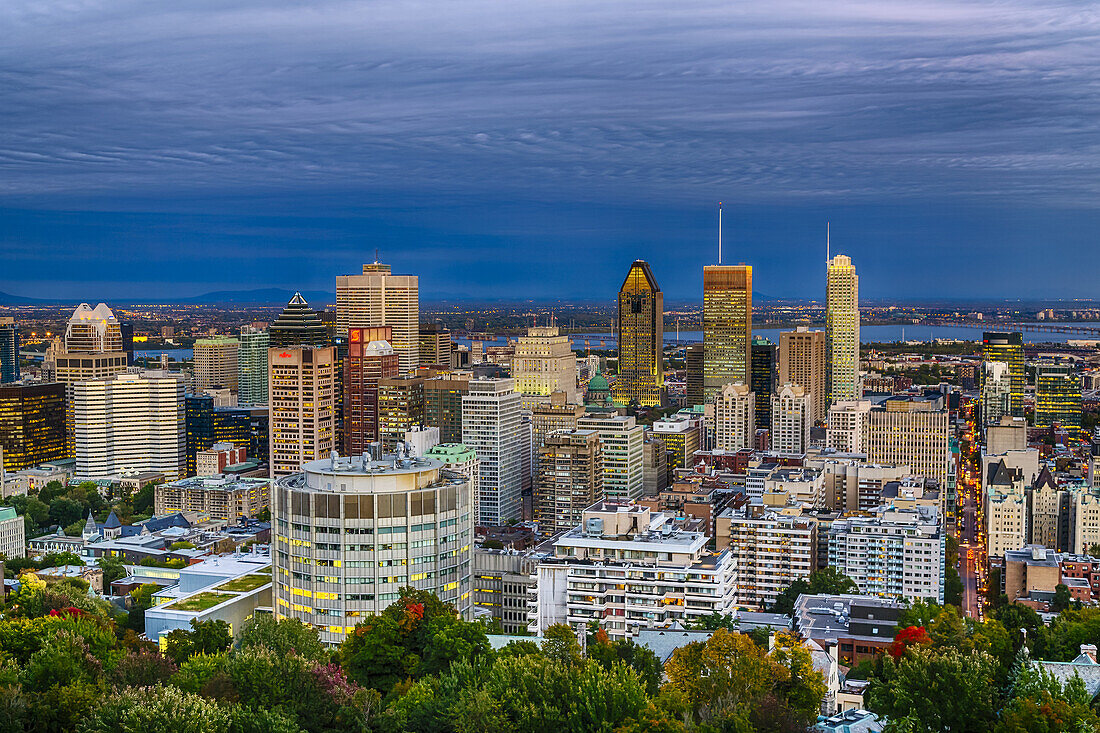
1,0 -> 1098,299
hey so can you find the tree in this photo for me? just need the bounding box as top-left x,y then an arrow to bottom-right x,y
587,635 -> 663,696
165,619 -> 233,664
237,615 -> 326,662
78,684 -> 301,733
96,556 -> 126,585
686,611 -> 737,631
132,483 -> 157,515
1051,583 -> 1072,613
664,628 -> 782,722
770,568 -> 858,614
541,623 -> 583,665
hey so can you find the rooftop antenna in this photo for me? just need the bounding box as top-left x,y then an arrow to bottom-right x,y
826,222 -> 830,264
718,202 -> 723,265
375,247 -> 379,263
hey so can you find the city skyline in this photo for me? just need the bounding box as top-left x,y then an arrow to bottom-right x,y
3,1 -> 1099,301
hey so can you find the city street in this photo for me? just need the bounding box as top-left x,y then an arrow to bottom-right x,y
957,401 -> 986,620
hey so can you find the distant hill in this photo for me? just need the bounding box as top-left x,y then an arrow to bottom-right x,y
0,290 -> 51,305
173,288 -> 336,305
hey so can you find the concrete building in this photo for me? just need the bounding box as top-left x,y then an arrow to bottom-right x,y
614,260 -> 664,407
155,475 -> 271,521
714,382 -> 755,452
642,435 -> 669,496
418,323 -> 452,367
865,397 -> 950,488
531,397 -> 586,449
272,451 -> 473,645
377,375 -> 425,451
826,400 -> 871,454
0,506 -> 26,559
513,326 -> 579,406
805,455 -> 910,513
473,547 -> 541,633
716,500 -> 817,609
529,502 -> 737,637
828,505 -> 945,604
268,346 -> 336,478
577,414 -> 645,502
74,372 -> 185,480
794,593 -> 903,667
237,326 -> 270,407
703,264 -> 752,401
196,442 -> 248,476
826,254 -> 860,405
652,415 -> 702,472
780,327 -> 827,423
343,330 -> 400,455
772,383 -> 812,454
980,361 -> 1012,428
0,383 -> 66,472
336,262 -> 419,372
462,378 -> 524,524
536,429 -> 603,536
423,376 -> 470,444
194,336 -> 240,395
424,443 -> 480,494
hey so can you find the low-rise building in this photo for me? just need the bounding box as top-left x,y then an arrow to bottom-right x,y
473,547 -> 543,633
0,506 -> 26,559
794,593 -> 904,667
155,475 -> 272,522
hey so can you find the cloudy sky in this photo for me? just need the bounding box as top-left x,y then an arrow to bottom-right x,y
2,0 -> 1098,301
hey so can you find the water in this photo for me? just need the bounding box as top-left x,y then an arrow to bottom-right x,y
136,348 -> 193,360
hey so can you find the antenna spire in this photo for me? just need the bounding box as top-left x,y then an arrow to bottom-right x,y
718,202 -> 723,264
826,221 -> 830,265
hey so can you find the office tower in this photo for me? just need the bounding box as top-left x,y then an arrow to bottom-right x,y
826,254 -> 860,404
65,303 -> 122,351
642,435 -> 668,496
716,503 -> 817,610
714,382 -> 755,451
703,265 -> 751,401
238,326 -> 270,406
194,336 -> 240,394
750,337 -> 775,429
0,318 -> 19,384
771,383 -> 812,454
532,396 -> 586,449
529,503 -> 737,637
269,293 -> 329,348
1034,360 -> 1082,429
462,378 -> 523,524
980,361 -> 1012,428
982,332 -> 1025,417
424,376 -> 470,444
614,261 -> 664,407
0,383 -> 65,471
514,326 -> 579,407
378,375 -> 426,450
865,397 -> 951,487
336,262 -> 419,372
272,451 -> 474,645
577,414 -> 645,502
184,396 -> 252,476
74,372 -> 186,480
651,415 -> 701,472
779,327 -> 827,423
418,323 -> 451,367
828,505 -> 945,604
268,346 -> 336,477
120,321 -> 135,366
685,344 -> 704,408
536,429 -> 603,536
344,329 -> 400,454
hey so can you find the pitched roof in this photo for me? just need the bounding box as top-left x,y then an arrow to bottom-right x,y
103,511 -> 121,529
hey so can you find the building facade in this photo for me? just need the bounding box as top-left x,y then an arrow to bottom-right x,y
269,293 -> 330,348
614,260 -> 664,407
577,414 -> 645,502
1034,360 -> 1081,429
716,503 -> 817,610
536,429 -> 603,536
779,327 -> 827,423
714,382 -> 755,451
772,383 -> 812,454
155,475 -> 271,521
826,254 -> 860,404
268,346 -> 336,478
982,332 -> 1025,418
703,265 -> 752,401
513,326 -> 579,406
237,326 -> 270,406
194,336 -> 240,395
336,262 -> 419,372
462,378 -> 523,525
750,336 -> 776,429
0,318 -> 18,384
343,330 -> 400,455
0,383 -> 66,471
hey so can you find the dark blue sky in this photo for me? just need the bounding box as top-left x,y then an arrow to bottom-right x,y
2,0 -> 1098,302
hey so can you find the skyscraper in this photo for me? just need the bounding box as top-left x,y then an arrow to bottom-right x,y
336,262 -> 419,372
826,253 -> 860,405
576,414 -> 645,502
237,326 -> 270,406
714,382 -> 755,451
344,328 -> 400,454
0,318 -> 20,384
779,327 -> 827,424
750,336 -> 776,429
462,378 -> 523,524
703,265 -> 751,401
980,361 -> 1012,428
0,383 -> 65,471
614,260 -> 664,407
685,344 -> 704,408
184,395 -> 253,476
418,323 -> 452,368
982,332 -> 1025,418
268,346 -> 336,477
771,383 -> 812,454
1034,360 -> 1081,429
194,336 -> 240,395
513,325 -> 579,407
269,293 -> 329,348
536,429 -> 602,535
378,375 -> 426,450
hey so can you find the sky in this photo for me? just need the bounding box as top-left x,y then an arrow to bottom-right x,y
2,0 -> 1099,302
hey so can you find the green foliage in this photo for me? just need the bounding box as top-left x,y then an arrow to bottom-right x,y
164,619 -> 233,665
95,556 -> 126,585
237,615 -> 326,663
132,483 -> 156,515
77,684 -> 303,733
1051,583 -> 1072,613
770,568 -> 858,615
541,623 -> 583,665
170,540 -> 198,550
587,634 -> 663,696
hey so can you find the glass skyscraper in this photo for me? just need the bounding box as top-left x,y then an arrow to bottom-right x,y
703,265 -> 752,401
982,332 -> 1025,417
614,260 -> 663,407
0,318 -> 18,384
1034,360 -> 1081,429
750,336 -> 776,429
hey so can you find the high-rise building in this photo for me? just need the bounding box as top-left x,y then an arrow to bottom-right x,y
1034,359 -> 1081,429
0,318 -> 19,384
714,382 -> 755,451
536,429 -> 603,536
982,332 -> 1025,417
577,414 -> 645,502
272,452 -> 474,646
268,346 -> 336,477
651,415 -> 702,472
703,265 -> 751,401
269,293 -> 329,348
514,326 -> 579,407
771,383 -> 812,454
336,262 -> 419,372
344,329 -> 400,454
237,326 -> 270,406
826,254 -> 860,405
74,372 -> 186,480
194,336 -> 240,394
185,396 -> 253,476
378,375 -> 426,451
716,501 -> 817,610
462,378 -> 523,524
423,376 -> 470,444
779,327 -> 827,423
65,303 -> 122,352
984,460 -> 1028,558
120,322 -> 135,366
532,397 -> 586,449
980,361 -> 1012,428
750,336 -> 776,429
418,323 -> 452,368
685,344 -> 704,408
614,261 -> 664,407
0,383 -> 65,471
865,397 -> 951,488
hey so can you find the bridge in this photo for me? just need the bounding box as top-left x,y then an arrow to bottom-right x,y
936,321 -> 1100,338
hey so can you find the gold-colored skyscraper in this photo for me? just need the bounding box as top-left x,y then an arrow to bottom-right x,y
614,260 -> 664,407
703,265 -> 752,401
826,253 -> 860,404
